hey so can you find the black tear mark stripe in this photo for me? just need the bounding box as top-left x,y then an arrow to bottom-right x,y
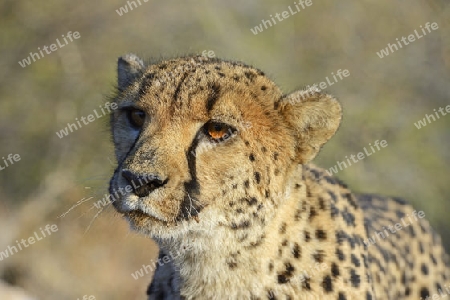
178,130 -> 203,220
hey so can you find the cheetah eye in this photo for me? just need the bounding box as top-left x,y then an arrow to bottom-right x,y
204,121 -> 236,141
127,108 -> 146,128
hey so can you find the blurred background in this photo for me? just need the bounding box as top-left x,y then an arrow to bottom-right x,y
0,0 -> 449,299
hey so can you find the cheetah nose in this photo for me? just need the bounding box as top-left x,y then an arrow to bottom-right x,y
121,169 -> 168,197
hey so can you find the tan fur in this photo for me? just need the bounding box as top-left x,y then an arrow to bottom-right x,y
109,54 -> 449,299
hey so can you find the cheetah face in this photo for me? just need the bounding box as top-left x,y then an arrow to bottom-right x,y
109,54 -> 341,240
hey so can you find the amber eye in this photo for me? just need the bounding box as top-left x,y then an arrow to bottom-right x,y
127,109 -> 146,128
204,121 -> 235,141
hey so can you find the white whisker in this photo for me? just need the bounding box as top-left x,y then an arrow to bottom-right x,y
58,197 -> 94,218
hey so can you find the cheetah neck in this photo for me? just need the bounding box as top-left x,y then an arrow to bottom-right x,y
158,166 -> 338,299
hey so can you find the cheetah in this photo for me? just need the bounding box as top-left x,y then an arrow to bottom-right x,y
108,54 -> 450,299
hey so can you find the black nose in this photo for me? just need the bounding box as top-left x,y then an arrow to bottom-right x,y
121,170 -> 168,197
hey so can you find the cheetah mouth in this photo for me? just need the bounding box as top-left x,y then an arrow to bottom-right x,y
126,209 -> 160,221
124,208 -> 172,225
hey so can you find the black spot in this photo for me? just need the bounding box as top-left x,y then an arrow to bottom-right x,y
408,225 -> 416,237
244,71 -> 256,81
420,287 -> 430,299
218,72 -> 225,77
304,231 -> 311,242
227,261 -> 237,269
302,201 -> 309,213
285,262 -> 295,274
322,275 -> 333,292
261,85 -> 267,91
268,261 -> 274,272
318,197 -> 326,210
341,208 -> 356,226
249,154 -> 255,161
277,274 -> 289,284
330,203 -> 339,218
295,183 -> 301,189
336,248 -> 346,261
302,277 -> 311,290
366,292 -> 372,300
244,180 -> 250,189
309,206 -> 317,220
401,271 -> 406,284
331,263 -> 340,277
351,254 -> 361,267
273,152 -> 279,160
335,231 -> 348,245
421,263 -> 429,275
254,172 -> 261,184
310,168 -> 321,179
279,222 -> 287,234
315,229 -> 327,240
405,286 -> 411,296
430,253 -> 438,265
328,191 -> 337,202
292,243 -> 301,259
338,292 -> 347,300
349,269 -> 360,287
261,147 -> 267,153
418,241 -> 424,254
313,250 -> 325,263
231,220 -> 251,230
244,197 -> 258,206
343,192 -> 358,209
395,209 -> 406,219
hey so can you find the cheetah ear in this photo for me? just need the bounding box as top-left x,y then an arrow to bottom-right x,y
278,86 -> 342,164
117,53 -> 145,92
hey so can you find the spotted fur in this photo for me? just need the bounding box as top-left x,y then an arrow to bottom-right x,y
109,54 -> 449,299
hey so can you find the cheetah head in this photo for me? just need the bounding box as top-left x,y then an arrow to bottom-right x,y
109,54 -> 341,243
